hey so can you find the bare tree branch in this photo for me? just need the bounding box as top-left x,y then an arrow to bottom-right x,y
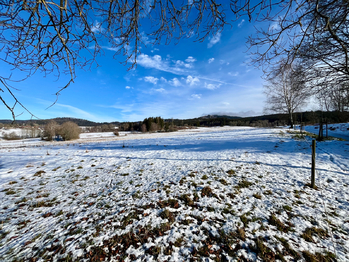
1,0 -> 349,120
264,60 -> 310,127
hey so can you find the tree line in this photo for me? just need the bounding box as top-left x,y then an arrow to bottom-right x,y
264,60 -> 349,128
119,117 -> 177,132
119,112 -> 349,131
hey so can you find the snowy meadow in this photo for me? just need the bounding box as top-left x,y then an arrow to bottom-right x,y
0,127 -> 348,261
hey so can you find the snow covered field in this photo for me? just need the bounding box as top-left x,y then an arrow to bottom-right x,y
0,127 -> 348,261
304,123 -> 349,141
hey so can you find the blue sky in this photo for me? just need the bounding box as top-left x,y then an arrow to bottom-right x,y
0,17 -> 266,122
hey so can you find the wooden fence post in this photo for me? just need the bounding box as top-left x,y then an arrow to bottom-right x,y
311,140 -> 316,188
318,120 -> 323,140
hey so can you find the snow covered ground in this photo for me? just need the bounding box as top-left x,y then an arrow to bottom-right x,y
0,127 -> 348,261
0,128 -> 41,141
0,126 -> 252,148
304,123 -> 349,141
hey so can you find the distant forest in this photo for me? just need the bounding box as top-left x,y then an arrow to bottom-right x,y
0,111 -> 348,130
0,117 -> 119,127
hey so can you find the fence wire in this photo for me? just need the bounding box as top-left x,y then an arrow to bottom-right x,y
298,130 -> 338,257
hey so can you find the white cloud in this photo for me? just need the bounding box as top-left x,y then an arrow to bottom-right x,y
185,56 -> 196,63
144,76 -> 159,84
207,32 -> 221,48
153,88 -> 165,93
204,82 -> 221,90
151,48 -> 160,53
169,78 -> 181,87
222,102 -> 230,106
91,21 -> 104,33
125,86 -> 133,89
187,31 -> 195,38
191,94 -> 201,99
140,32 -> 150,45
229,72 -> 239,77
186,75 -> 200,86
269,22 -> 280,31
138,54 -> 163,70
238,19 -> 245,28
175,60 -> 192,68
160,77 -> 167,82
137,54 -> 190,75
208,58 -> 215,64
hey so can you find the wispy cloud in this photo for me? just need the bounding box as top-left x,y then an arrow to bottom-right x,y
269,22 -> 280,31
208,32 -> 221,48
125,86 -> 133,89
144,76 -> 159,84
108,103 -> 135,113
238,19 -> 245,28
197,76 -> 227,85
140,32 -> 151,45
153,88 -> 165,93
137,54 -> 191,75
185,56 -> 196,63
204,82 -> 221,90
151,48 -> 159,53
229,72 -> 239,77
53,103 -> 116,122
169,78 -> 181,87
174,60 -> 192,69
190,94 -> 201,99
55,103 -> 95,119
91,21 -> 104,33
208,58 -> 215,64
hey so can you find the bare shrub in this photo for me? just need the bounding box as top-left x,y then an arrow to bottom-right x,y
168,125 -> 178,132
24,127 -> 41,138
141,124 -> 147,133
43,120 -> 58,141
114,130 -> 119,136
150,122 -> 158,132
3,132 -> 21,140
58,122 -> 80,141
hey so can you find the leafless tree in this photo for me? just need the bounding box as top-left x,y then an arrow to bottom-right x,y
150,122 -> 158,132
315,82 -> 349,112
43,120 -> 58,141
240,0 -> 349,78
2,0 -> 349,120
264,61 -> 309,127
316,88 -> 332,112
329,83 -> 349,112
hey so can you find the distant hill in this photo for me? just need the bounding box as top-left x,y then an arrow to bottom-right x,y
163,111 -> 349,128
1,111 -> 348,128
241,111 -> 349,124
198,115 -> 242,120
0,117 -> 119,127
